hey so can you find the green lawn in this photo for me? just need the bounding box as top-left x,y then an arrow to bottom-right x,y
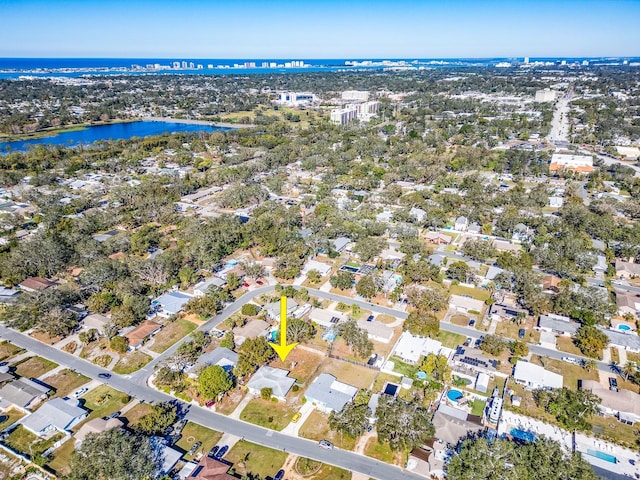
438,330 -> 466,348
42,369 -> 90,398
0,341 -> 25,361
122,403 -> 154,427
298,410 -> 356,450
174,422 -> 223,461
47,436 -> 76,475
12,356 -> 58,378
225,440 -> 288,479
239,398 -> 298,431
112,351 -> 152,374
312,463 -> 351,480
5,425 -> 63,458
555,336 -> 583,356
364,436 -> 399,464
530,355 -> 599,390
149,319 -> 197,353
449,284 -> 491,301
390,357 -> 419,377
470,398 -> 486,416
0,409 -> 25,431
78,385 -> 130,424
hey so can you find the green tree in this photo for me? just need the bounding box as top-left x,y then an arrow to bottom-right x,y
234,336 -> 275,378
534,387 -> 601,432
109,335 -> 129,354
135,402 -> 178,436
306,269 -> 321,284
330,271 -> 354,290
509,340 -> 529,357
220,331 -> 236,350
241,303 -> 261,316
336,320 -> 373,358
286,317 -> 315,343
376,396 -> 435,452
67,428 -> 159,480
574,325 -> 609,358
403,308 -> 440,338
260,387 -> 272,400
329,401 -> 371,439
420,353 -> 451,382
479,334 -> 508,356
199,365 -> 233,400
226,272 -> 242,291
355,274 -> 380,299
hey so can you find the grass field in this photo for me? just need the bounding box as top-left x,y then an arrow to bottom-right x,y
12,356 -> 58,378
174,422 -> 223,461
42,369 -> 90,398
240,398 -> 299,431
438,330 -> 466,348
149,319 -> 197,353
47,437 -> 75,475
364,436 -> 400,464
449,284 -> 491,301
79,385 -> 129,424
0,341 -> 24,361
225,440 -> 288,479
555,336 -> 583,356
112,351 -> 152,374
320,358 -> 378,389
298,410 -> 357,450
0,409 -> 25,431
5,425 -> 63,458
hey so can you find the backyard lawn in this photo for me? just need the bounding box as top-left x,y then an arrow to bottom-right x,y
5,425 -> 63,458
225,440 -> 288,479
320,358 -> 378,389
269,348 -> 325,385
174,422 -> 222,461
149,319 -> 197,353
12,356 -> 58,378
449,284 -> 491,301
298,410 -> 356,450
78,385 -> 130,424
47,437 -> 76,475
42,369 -> 90,398
112,351 -> 152,374
0,409 -> 25,431
240,398 -> 299,431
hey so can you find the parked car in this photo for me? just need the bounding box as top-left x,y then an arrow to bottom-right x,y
609,377 -> 618,392
72,388 -> 89,398
205,400 -> 215,408
243,282 -> 250,288
256,280 -> 264,285
518,329 -> 525,339
292,412 -> 302,423
274,469 -> 285,480
562,356 -> 579,365
208,446 -> 219,458
318,440 -> 333,450
103,411 -> 120,420
468,319 -> 476,327
215,445 -> 228,459
98,373 -> 111,379
188,441 -> 202,456
367,353 -> 378,366
463,337 -> 471,347
366,315 -> 374,322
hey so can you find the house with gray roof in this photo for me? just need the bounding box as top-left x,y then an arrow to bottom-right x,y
187,347 -> 238,379
193,277 -> 226,297
537,314 -> 580,336
0,378 -> 50,410
153,291 -> 192,317
22,398 -> 87,436
246,366 -> 295,401
304,373 -> 358,413
332,237 -> 350,253
264,299 -> 298,320
601,327 -> 640,353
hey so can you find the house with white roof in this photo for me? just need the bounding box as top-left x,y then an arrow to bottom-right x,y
449,295 -> 485,314
357,319 -> 394,343
246,366 -> 295,401
264,298 -> 298,320
393,332 -> 453,364
309,308 -> 348,328
22,398 -> 87,436
193,277 -> 226,297
301,259 -> 332,277
304,373 -> 358,413
512,361 -> 563,390
153,291 -> 192,317
454,216 -> 469,231
537,314 -> 580,336
601,327 -> 640,353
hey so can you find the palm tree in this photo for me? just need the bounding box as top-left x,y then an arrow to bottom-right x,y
583,359 -> 597,372
622,361 -> 638,381
609,361 -> 621,376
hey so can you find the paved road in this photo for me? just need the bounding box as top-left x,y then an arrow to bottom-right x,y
0,324 -> 423,480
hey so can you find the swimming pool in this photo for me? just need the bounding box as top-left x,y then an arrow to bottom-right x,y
447,389 -> 463,402
416,371 -> 427,380
268,330 -> 279,342
618,324 -> 631,331
586,449 -> 617,463
510,428 -> 535,443
383,382 -> 399,396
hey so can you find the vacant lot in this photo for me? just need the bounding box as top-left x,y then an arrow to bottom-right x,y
530,355 -> 598,390
215,389 -> 247,415
555,336 -> 583,356
149,319 -> 197,353
112,351 -> 152,374
122,403 -> 154,427
42,369 -> 90,398
240,398 -> 299,431
450,314 -> 471,327
175,422 -> 222,461
320,358 -> 377,389
12,356 -> 58,378
0,341 -> 24,361
495,321 -> 540,344
225,440 -> 288,479
438,330 -> 466,348
79,385 -> 130,424
364,436 -> 402,465
449,284 -> 491,301
298,410 -> 356,450
269,348 -> 324,385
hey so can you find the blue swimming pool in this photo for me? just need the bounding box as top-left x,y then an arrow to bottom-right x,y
447,389 -> 463,402
268,330 -> 279,342
383,383 -> 399,396
416,371 -> 427,380
586,449 -> 617,463
618,324 -> 631,331
510,428 -> 535,443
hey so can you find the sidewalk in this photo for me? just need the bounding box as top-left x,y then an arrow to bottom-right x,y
280,402 -> 313,436
228,392 -> 253,419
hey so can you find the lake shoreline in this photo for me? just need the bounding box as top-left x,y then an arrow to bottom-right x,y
142,117 -> 253,129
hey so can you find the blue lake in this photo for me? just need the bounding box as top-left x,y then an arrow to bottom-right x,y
0,120 -> 230,152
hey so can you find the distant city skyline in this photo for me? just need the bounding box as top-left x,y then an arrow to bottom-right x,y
1,0 -> 639,58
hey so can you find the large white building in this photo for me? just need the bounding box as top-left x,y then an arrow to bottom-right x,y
275,92 -> 318,107
341,90 -> 370,101
513,361 -> 563,390
549,153 -> 594,173
534,89 -> 557,102
330,106 -> 358,125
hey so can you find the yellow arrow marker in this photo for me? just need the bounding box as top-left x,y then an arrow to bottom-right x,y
269,296 -> 299,362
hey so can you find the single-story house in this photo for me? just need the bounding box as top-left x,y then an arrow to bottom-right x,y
616,260 -> 640,279
186,455 -> 236,480
591,239 -> 606,251
332,237 -> 351,253
18,277 -> 55,292
308,308 -> 347,328
301,259 -> 332,277
454,216 -> 469,231
150,436 -> 183,476
468,223 -> 482,235
541,275 -> 561,293
424,232 -> 451,245
409,207 -> 427,223
124,320 -> 163,350
233,319 -> 270,340
393,332 -> 453,365
452,347 -> 497,375
0,287 -> 20,304
186,347 -> 238,379
614,289 -> 640,317
264,298 -> 298,320
153,291 -> 192,317
512,361 -> 563,390
75,417 -> 124,445
428,253 -> 447,268
601,327 -> 640,353
82,313 -> 110,331
246,366 -> 295,401
432,403 -> 483,446
22,398 -> 87,436
484,266 -> 504,281
357,319 -> 394,343
579,379 -> 640,425
537,314 -> 580,336
593,255 -> 608,273
475,372 -> 490,393
449,295 -> 484,314
304,373 -> 358,413
0,378 -> 50,410
492,239 -> 522,253
193,277 -> 226,297
549,196 -> 564,208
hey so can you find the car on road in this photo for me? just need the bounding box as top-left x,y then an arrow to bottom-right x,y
518,329 -> 525,339
188,441 -> 202,456
274,469 -> 285,480
561,356 -> 579,365
215,445 -> 228,459
468,319 -> 476,327
98,373 -> 111,379
463,337 -> 471,347
72,387 -> 89,398
208,446 -> 219,458
318,440 -> 333,450
609,377 -> 618,392
292,412 -> 302,423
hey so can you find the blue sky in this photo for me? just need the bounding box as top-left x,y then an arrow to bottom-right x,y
1,0 -> 639,58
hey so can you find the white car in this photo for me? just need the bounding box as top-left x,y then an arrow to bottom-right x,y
561,356 -> 578,365
72,387 -> 89,398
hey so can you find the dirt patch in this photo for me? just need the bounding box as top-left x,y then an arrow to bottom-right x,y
269,347 -> 325,385
215,389 -> 247,415
62,341 -> 78,354
30,331 -> 64,345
